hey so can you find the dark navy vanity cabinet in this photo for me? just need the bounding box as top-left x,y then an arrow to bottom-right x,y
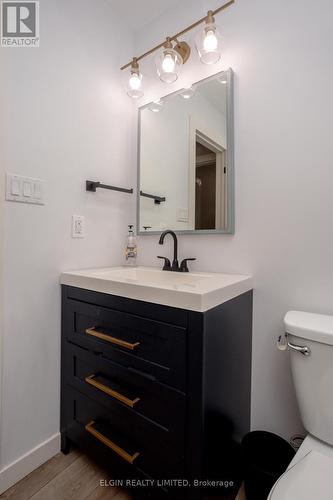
61,285 -> 253,499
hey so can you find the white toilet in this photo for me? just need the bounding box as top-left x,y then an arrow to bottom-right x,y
268,310 -> 333,500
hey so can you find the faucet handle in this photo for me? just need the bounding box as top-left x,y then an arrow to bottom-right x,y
157,256 -> 171,271
180,258 -> 196,273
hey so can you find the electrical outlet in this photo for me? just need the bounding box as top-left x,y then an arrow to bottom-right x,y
177,207 -> 189,222
72,215 -> 85,238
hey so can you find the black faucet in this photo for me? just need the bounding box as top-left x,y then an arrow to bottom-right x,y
158,230 -> 196,272
158,230 -> 179,271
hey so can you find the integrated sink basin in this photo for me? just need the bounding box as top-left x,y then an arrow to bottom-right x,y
60,266 -> 253,312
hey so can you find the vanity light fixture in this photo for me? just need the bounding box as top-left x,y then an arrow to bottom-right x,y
195,11 -> 222,65
127,57 -> 144,99
120,0 -> 235,98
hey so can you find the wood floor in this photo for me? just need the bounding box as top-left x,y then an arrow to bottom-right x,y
0,449 -> 246,500
0,449 -> 132,500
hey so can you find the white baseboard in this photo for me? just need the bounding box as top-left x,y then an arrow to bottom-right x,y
0,433 -> 60,495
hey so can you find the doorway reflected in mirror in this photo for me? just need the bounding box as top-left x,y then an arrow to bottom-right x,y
194,133 -> 226,231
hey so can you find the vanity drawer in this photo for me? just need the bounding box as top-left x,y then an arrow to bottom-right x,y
65,286 -> 188,328
64,299 -> 187,391
64,342 -> 185,438
64,386 -> 185,479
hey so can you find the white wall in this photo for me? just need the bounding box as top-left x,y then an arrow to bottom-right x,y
0,42 -> 5,483
140,90 -> 225,231
135,0 -> 333,440
0,0 -> 135,483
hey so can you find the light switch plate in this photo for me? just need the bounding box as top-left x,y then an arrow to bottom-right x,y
72,215 -> 85,238
6,173 -> 45,205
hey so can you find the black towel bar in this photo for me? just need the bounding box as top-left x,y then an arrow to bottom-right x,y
140,191 -> 166,204
86,181 -> 133,194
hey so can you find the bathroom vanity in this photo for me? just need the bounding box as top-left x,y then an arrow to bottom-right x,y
60,267 -> 253,499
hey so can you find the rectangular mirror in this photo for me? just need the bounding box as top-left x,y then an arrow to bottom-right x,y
137,69 -> 234,235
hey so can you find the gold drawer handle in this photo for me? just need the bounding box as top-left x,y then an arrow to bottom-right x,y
85,327 -> 140,351
85,421 -> 139,464
85,375 -> 140,408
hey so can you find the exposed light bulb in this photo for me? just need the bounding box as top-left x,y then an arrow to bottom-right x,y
203,29 -> 218,52
129,73 -> 141,90
162,53 -> 176,74
127,58 -> 144,99
155,38 -> 183,83
195,12 -> 222,65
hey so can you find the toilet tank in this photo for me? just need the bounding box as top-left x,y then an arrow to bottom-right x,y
285,311 -> 333,446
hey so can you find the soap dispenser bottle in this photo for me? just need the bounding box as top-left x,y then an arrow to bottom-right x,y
125,225 -> 137,266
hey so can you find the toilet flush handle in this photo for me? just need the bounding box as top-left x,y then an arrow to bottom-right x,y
287,342 -> 311,356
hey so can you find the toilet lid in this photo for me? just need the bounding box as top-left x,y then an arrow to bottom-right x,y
269,451 -> 333,500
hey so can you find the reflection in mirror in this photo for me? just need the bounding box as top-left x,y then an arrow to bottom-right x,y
138,69 -> 234,234
195,135 -> 226,230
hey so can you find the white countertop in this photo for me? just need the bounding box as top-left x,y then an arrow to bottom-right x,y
60,266 -> 253,312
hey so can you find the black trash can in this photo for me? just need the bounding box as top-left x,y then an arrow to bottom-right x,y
241,431 -> 295,500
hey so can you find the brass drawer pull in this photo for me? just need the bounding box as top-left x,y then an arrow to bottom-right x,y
85,327 -> 140,351
85,374 -> 140,408
85,421 -> 140,464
